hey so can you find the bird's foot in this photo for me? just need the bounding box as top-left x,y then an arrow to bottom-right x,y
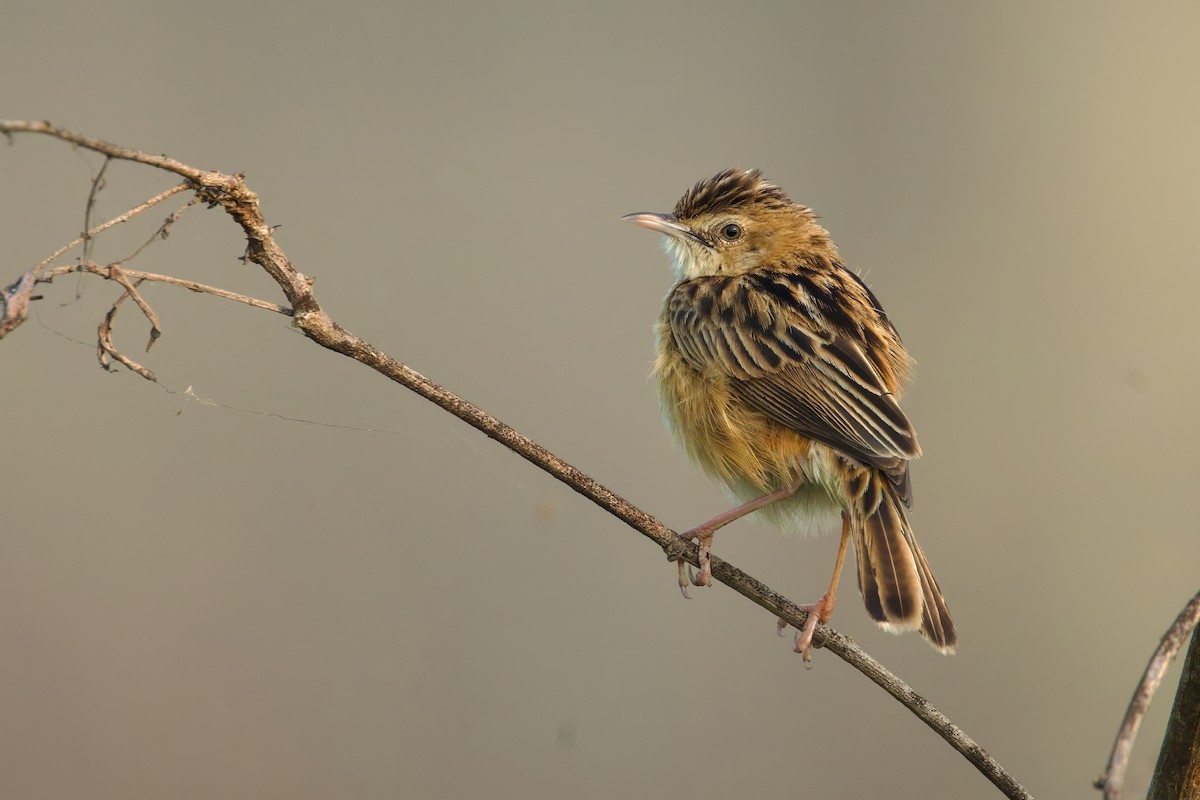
786,593 -> 835,665
675,527 -> 715,598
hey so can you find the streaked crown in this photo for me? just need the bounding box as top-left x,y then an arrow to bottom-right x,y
674,168 -> 792,222
624,168 -> 832,281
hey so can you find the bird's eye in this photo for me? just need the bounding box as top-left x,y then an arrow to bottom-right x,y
720,223 -> 743,241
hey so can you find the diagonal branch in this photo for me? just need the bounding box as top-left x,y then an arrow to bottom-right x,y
1148,614 -> 1200,799
0,120 -> 1032,800
35,183 -> 190,273
1097,589 -> 1200,799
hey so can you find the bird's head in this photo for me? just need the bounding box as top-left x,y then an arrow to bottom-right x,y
623,168 -> 833,281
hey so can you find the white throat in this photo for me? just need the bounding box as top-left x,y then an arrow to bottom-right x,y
663,235 -> 718,281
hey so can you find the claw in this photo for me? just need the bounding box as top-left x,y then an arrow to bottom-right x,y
677,559 -> 692,599
776,617 -> 788,637
793,614 -> 819,656
673,527 -> 715,591
793,595 -> 831,661
689,529 -> 714,587
667,480 -> 808,601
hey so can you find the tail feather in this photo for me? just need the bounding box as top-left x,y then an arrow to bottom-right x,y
911,527 -> 957,653
853,472 -> 957,653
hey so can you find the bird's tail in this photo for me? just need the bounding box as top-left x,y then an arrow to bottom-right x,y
852,471 -> 957,654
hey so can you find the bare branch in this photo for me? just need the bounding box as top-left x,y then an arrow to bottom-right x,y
1148,620 -> 1200,799
1,120 -> 208,182
35,183 -> 190,272
80,156 -> 111,264
1097,589 -> 1200,799
38,262 -> 291,316
1099,592 -> 1200,796
111,196 -> 201,269
0,120 -> 1033,800
96,286 -> 155,381
104,263 -> 161,351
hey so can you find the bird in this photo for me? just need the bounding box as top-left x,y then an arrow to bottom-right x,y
622,168 -> 956,657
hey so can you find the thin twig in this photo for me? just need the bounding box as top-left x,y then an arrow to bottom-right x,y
81,156 -> 110,265
103,264 -> 161,351
0,120 -> 210,182
97,287 -> 155,380
0,120 -> 1033,800
1148,618 -> 1200,799
112,196 -> 201,269
35,183 -> 190,272
38,262 -> 292,316
1097,589 -> 1200,799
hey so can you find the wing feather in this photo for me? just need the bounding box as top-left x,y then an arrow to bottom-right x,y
667,269 -> 920,503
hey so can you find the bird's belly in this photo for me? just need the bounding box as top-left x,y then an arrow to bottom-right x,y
655,353 -> 844,537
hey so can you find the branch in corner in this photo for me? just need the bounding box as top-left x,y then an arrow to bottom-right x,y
1097,589 -> 1200,799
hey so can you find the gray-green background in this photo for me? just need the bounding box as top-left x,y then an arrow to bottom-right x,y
4,2 -> 1198,797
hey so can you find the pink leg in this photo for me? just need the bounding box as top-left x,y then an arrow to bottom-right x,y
677,479 -> 803,596
792,512 -> 852,662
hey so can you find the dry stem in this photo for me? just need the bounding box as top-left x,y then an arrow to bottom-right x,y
1148,618 -> 1200,799
35,183 -> 189,272
1097,589 -> 1200,799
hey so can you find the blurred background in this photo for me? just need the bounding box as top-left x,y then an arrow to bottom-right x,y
3,2 -> 1198,797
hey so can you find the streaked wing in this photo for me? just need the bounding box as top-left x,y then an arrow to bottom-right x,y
667,270 -> 919,502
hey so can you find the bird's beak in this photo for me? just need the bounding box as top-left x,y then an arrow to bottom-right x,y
621,212 -> 706,245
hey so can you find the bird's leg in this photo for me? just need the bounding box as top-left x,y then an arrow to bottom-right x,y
677,479 -> 803,596
791,511 -> 852,661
